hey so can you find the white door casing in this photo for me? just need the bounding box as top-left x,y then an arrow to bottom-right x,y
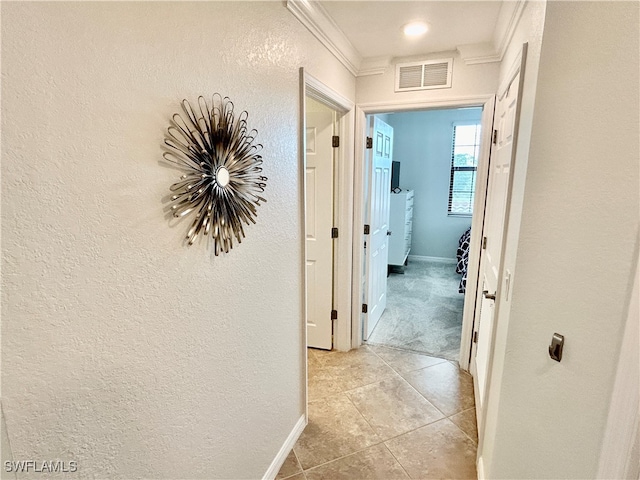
363,116 -> 393,339
352,96 -> 495,351
458,95 -> 496,370
305,103 -> 335,350
472,69 -> 523,411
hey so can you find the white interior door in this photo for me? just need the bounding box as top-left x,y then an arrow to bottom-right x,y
306,100 -> 336,350
363,116 -> 393,339
472,70 -> 523,408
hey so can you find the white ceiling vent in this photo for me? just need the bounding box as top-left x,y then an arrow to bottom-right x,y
395,58 -> 453,92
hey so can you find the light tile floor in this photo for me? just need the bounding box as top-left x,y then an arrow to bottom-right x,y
277,345 -> 477,480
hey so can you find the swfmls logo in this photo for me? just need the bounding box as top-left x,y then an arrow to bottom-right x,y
4,460 -> 77,473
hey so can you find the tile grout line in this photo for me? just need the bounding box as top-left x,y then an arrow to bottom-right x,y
369,344 -> 480,444
304,352 -> 448,475
381,442 -> 413,479
447,407 -> 479,446
349,347 -> 467,441
366,341 -> 456,364
300,443 -> 383,474
302,348 -> 478,476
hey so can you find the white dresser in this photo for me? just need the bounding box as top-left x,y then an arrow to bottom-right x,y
388,190 -> 414,267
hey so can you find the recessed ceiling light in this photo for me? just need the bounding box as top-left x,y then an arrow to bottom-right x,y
403,22 -> 429,37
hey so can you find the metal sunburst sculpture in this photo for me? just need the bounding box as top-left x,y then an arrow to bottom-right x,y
163,94 -> 267,254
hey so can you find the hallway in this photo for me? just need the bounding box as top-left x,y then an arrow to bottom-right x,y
277,346 -> 477,479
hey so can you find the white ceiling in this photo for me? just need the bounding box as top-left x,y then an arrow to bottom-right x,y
319,1 -> 503,60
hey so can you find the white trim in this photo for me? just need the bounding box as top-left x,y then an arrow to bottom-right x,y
477,455 -> 486,480
461,54 -> 502,66
495,0 -> 527,62
286,0 -> 361,76
357,56 -> 392,77
497,49 -> 526,100
305,73 -> 354,113
457,43 -> 501,66
298,70 -> 309,417
358,95 -> 494,114
597,251 -> 639,479
407,255 -> 456,264
303,71 -> 355,352
351,106 -> 366,349
262,414 -> 306,480
458,95 -> 496,373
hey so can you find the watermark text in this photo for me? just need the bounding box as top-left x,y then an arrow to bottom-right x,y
5,460 -> 77,473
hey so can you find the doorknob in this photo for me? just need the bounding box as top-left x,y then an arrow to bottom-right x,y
483,290 -> 496,301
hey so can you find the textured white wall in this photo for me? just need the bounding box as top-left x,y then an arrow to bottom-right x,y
1,2 -> 354,478
486,2 -> 639,477
387,108 -> 482,259
356,51 -> 499,105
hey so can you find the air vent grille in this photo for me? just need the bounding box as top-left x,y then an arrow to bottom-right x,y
395,58 -> 453,92
398,65 -> 423,90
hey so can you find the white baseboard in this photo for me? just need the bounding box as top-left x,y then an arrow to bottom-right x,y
477,455 -> 485,480
262,414 -> 306,480
408,255 -> 456,264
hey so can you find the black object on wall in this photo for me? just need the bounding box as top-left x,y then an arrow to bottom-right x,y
391,161 -> 401,192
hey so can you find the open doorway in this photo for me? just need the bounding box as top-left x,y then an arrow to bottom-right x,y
365,107 -> 483,361
354,95 -> 496,373
300,70 -> 356,353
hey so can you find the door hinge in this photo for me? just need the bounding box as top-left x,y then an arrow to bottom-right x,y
473,331 -> 478,343
366,137 -> 373,149
492,130 -> 498,145
362,304 -> 368,314
482,236 -> 487,249
331,227 -> 339,239
331,310 -> 338,320
364,224 -> 370,235
332,135 -> 340,148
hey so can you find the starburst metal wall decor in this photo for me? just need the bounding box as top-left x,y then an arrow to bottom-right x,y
163,94 -> 267,254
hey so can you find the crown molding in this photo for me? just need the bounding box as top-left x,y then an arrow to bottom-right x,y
495,0 -> 527,60
357,56 -> 392,77
286,0 -> 361,76
287,0 -> 526,71
457,0 -> 526,65
457,42 -> 502,65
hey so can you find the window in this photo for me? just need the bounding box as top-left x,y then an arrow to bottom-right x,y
448,123 -> 481,215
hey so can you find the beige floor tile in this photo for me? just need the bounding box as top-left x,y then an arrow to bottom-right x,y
304,444 -> 409,480
450,407 -> 478,444
385,418 -> 477,480
368,345 -> 448,373
279,474 -> 305,480
276,449 -> 303,480
294,395 -> 381,470
309,347 -> 399,395
308,360 -> 344,402
401,361 -> 475,416
308,347 -> 335,365
346,376 -> 444,440
317,346 -> 385,368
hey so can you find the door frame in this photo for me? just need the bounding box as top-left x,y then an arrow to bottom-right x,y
300,69 -> 355,352
352,96 -> 494,369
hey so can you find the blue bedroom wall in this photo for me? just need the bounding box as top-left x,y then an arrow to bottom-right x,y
387,107 -> 483,259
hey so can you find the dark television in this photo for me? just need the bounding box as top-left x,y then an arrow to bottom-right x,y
391,161 -> 401,191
